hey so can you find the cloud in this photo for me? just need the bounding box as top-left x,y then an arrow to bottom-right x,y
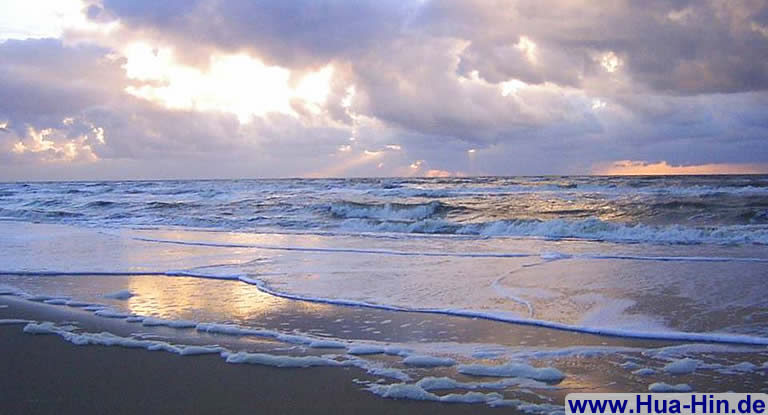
0,1 -> 767,179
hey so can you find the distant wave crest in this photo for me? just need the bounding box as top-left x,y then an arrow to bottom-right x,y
339,217 -> 768,245
327,201 -> 453,221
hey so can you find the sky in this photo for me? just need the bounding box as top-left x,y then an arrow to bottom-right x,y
1,0 -> 767,179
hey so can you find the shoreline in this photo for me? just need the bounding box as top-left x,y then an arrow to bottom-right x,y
0,297 -> 511,414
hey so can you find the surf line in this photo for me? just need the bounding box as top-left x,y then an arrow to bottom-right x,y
4,269 -> 768,346
132,237 -> 536,258
136,236 -> 768,263
237,275 -> 768,346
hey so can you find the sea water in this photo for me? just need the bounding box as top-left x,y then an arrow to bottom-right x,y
1,176 -> 767,411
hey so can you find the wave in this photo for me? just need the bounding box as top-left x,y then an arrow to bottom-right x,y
338,217 -> 768,245
127,236 -> 768,263
2,178 -> 768,243
0,207 -> 84,220
326,201 -> 453,221
4,269 -> 767,346
145,201 -> 201,210
367,184 -> 768,199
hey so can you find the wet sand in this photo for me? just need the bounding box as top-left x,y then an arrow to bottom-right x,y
0,298 -> 510,415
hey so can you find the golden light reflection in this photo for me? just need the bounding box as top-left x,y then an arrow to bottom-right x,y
124,274 -> 327,322
125,275 -> 270,321
122,228 -> 343,319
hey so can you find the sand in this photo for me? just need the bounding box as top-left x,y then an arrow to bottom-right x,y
0,297 -> 510,415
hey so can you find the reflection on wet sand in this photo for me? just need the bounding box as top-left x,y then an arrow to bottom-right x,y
125,275 -> 328,322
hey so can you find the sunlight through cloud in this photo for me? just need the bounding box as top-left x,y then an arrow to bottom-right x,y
122,43 -> 334,123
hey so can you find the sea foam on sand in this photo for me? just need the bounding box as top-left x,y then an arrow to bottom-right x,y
457,362 -> 565,382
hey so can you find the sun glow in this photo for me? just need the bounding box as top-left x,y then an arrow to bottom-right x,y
123,43 -> 334,123
515,36 -> 537,63
307,149 -> 385,177
600,51 -> 622,73
11,126 -> 99,162
594,160 -> 768,175
0,0 -> 118,40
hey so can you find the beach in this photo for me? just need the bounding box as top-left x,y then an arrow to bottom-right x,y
1,177 -> 767,413
1,297 -> 516,415
3,0 -> 768,410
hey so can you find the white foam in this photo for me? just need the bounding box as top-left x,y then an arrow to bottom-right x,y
0,318 -> 33,325
402,355 -> 456,367
632,368 -> 655,376
384,346 -> 411,356
104,290 -> 136,300
648,383 -> 693,393
457,362 -> 565,382
178,345 -> 225,356
663,358 -> 700,375
339,357 -> 413,381
716,362 -> 760,374
415,376 -> 553,391
507,346 -> 643,361
234,274 -> 768,347
24,264 -> 768,348
456,218 -> 768,246
414,377 -> 463,390
195,322 -> 264,336
330,215 -> 768,245
367,383 -> 504,405
22,321 -> 58,334
224,351 -> 342,368
19,321 -> 335,369
307,339 -> 346,349
365,367 -> 412,382
93,309 -> 133,319
620,361 -> 641,370
329,201 -> 444,221
6,265 -> 768,347
196,322 -> 351,349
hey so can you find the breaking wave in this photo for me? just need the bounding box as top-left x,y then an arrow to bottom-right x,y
1,176 -> 767,245
339,217 -> 768,245
326,201 -> 454,221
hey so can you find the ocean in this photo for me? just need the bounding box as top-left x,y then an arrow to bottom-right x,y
2,175 -> 768,243
1,175 -> 767,410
